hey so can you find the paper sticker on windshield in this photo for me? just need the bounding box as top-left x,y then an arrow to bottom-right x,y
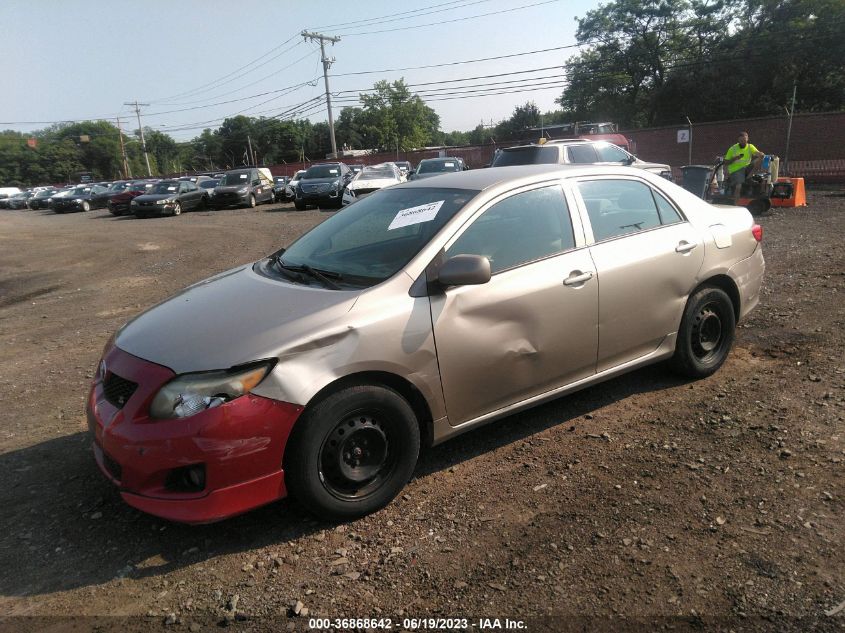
388,200 -> 444,230
444,162 -> 455,167
239,174 -> 248,179
167,186 -> 176,191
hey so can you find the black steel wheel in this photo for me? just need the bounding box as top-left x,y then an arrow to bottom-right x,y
285,385 -> 420,521
670,286 -> 736,378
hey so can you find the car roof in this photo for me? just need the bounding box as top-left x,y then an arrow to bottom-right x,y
393,164 -> 652,191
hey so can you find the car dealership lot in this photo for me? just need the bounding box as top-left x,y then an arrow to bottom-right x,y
0,195 -> 842,628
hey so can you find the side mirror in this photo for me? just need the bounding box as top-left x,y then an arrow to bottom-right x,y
437,254 -> 491,287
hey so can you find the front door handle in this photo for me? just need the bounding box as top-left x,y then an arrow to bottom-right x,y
564,271 -> 594,286
676,241 -> 698,253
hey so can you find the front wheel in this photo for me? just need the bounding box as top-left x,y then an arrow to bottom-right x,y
285,385 -> 420,521
294,198 -> 306,211
171,202 -> 182,216
669,286 -> 736,378
81,201 -> 91,212
248,194 -> 256,209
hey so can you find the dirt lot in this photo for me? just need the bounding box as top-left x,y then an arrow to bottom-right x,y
0,193 -> 842,632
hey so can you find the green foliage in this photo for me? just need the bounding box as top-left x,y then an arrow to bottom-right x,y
557,0 -> 845,127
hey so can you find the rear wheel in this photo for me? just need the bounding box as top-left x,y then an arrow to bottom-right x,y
670,286 -> 736,378
285,385 -> 420,521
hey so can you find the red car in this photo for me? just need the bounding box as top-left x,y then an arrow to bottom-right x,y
108,180 -> 156,216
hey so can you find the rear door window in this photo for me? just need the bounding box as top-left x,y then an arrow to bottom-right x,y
577,179 -> 666,242
448,185 -> 576,274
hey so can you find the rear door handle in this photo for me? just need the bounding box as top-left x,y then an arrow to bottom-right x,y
563,271 -> 594,286
675,241 -> 698,253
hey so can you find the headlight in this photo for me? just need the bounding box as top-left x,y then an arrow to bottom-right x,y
74,198 -> 83,203
131,200 -> 138,205
332,180 -> 341,188
155,199 -> 168,205
149,360 -> 275,420
237,187 -> 249,194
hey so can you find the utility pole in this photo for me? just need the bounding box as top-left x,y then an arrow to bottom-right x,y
125,100 -> 152,177
685,116 -> 693,165
302,30 -> 341,159
784,80 -> 797,176
247,134 -> 255,165
116,116 -> 131,179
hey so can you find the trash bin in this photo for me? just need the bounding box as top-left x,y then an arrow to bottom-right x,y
680,165 -> 715,199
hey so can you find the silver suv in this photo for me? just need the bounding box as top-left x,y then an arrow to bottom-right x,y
492,139 -> 673,180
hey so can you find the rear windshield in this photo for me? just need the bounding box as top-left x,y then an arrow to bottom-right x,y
418,159 -> 461,174
492,146 -> 558,167
220,171 -> 250,185
304,165 -> 341,178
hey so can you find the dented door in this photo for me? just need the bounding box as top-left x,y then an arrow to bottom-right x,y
430,251 -> 598,425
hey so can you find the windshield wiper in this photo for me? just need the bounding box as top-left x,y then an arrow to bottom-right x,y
271,256 -> 342,290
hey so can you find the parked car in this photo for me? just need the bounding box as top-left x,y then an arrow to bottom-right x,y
273,176 -> 289,202
393,161 -> 413,177
87,165 -> 764,524
179,175 -> 214,186
0,186 -> 22,201
8,191 -> 35,210
211,168 -> 274,209
28,189 -> 58,209
349,164 -> 364,175
294,162 -> 353,210
0,194 -> 10,209
199,178 -> 219,202
409,157 -> 467,180
285,170 -> 305,201
131,180 -> 207,218
51,185 -> 111,213
341,162 -> 403,206
109,180 -> 155,216
491,139 -> 673,180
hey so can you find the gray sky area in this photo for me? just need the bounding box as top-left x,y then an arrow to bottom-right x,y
1,0 -> 599,140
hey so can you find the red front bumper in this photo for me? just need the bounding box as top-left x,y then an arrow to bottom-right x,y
87,344 -> 303,524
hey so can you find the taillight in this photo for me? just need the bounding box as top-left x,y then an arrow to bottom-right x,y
752,224 -> 763,242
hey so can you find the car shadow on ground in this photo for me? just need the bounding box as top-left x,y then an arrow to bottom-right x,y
0,363 -> 686,598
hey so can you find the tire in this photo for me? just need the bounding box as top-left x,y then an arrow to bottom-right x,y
669,286 -> 736,379
285,385 -> 420,521
248,194 -> 256,209
81,201 -> 91,212
294,198 -> 306,211
198,196 -> 207,211
172,202 -> 182,216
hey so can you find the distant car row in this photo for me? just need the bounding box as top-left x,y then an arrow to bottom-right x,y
1,139 -> 672,215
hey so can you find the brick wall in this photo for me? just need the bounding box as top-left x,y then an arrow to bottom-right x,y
268,111 -> 845,182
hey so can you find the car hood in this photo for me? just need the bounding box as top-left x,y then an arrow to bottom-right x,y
348,178 -> 397,190
214,185 -> 249,193
633,159 -> 671,171
115,264 -> 360,373
299,176 -> 340,186
134,193 -> 175,203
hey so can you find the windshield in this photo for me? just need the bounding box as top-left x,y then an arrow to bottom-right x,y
418,159 -> 460,174
200,180 -> 218,189
360,166 -> 396,179
71,187 -> 92,195
150,182 -> 179,194
35,190 -> 54,198
277,187 -> 478,286
220,171 -> 250,185
492,146 -> 558,167
303,165 -> 341,179
108,182 -> 129,192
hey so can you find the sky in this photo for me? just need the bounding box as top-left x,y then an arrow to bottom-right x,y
1,0 -> 600,142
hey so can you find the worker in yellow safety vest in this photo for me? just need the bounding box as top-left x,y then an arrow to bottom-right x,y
724,131 -> 764,201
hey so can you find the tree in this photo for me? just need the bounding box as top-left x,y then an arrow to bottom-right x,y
358,80 -> 440,151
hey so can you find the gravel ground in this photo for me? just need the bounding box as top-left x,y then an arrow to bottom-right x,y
0,192 -> 842,632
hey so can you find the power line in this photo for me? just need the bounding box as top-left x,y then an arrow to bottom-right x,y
149,34 -> 302,103
307,0 -> 495,30
337,0 -> 563,36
